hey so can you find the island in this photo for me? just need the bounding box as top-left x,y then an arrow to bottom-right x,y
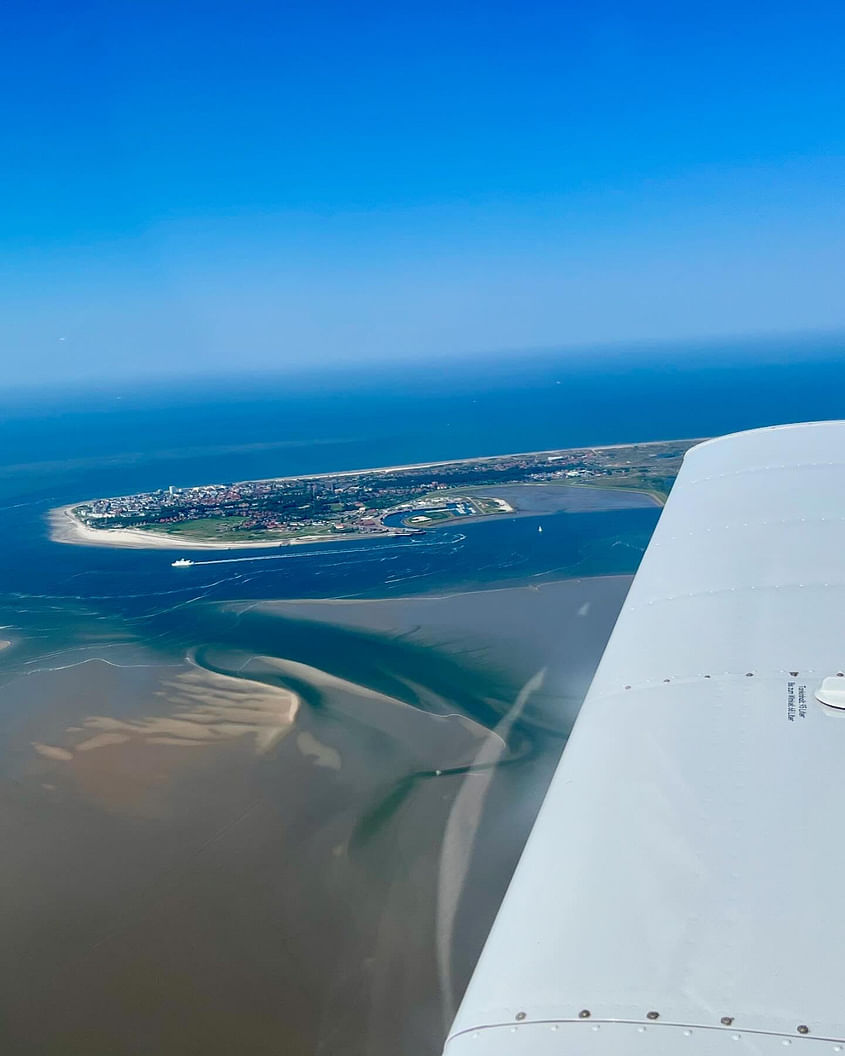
49,438 -> 700,550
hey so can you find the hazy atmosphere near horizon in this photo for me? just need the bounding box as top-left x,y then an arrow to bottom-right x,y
1,3 -> 844,1056
3,0 -> 845,388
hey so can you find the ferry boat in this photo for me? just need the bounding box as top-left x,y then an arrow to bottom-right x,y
171,558 -> 194,568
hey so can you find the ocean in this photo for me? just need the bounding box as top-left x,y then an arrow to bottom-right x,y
3,341 -> 845,603
0,340 -> 843,1054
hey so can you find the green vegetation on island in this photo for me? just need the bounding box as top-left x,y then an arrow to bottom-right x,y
71,438 -> 699,545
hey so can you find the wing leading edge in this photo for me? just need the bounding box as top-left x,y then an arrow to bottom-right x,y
444,422 -> 845,1055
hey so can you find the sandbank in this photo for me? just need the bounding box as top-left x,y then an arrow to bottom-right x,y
48,504 -> 402,551
48,435 -> 687,551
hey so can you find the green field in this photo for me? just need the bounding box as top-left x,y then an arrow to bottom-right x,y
138,518 -> 344,543
564,473 -> 673,503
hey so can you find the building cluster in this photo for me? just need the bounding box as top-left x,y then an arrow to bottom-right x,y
75,441 -> 691,537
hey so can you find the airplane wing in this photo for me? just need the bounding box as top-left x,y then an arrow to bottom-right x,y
444,421 -> 845,1054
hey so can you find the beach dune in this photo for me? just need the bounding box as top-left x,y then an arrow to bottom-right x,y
48,504 -> 355,551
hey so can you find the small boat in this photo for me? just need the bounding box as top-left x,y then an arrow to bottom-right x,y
537,525 -> 543,534
171,558 -> 194,568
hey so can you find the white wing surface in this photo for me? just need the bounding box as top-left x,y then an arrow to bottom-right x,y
444,422 -> 845,1054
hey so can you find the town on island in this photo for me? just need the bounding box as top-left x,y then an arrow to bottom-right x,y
51,438 -> 698,553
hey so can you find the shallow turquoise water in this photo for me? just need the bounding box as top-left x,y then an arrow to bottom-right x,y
1,346 -> 843,1054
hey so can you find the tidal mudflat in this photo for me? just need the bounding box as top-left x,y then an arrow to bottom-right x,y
0,574 -> 629,1056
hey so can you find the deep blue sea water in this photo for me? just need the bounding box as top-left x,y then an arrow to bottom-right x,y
2,341 -> 844,615
2,342 -> 845,1056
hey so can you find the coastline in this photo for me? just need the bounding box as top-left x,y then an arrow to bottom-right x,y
241,572 -> 635,607
0,572 -> 631,1055
49,484 -> 659,552
185,435 -> 706,489
48,504 -> 406,551
48,435 -> 690,551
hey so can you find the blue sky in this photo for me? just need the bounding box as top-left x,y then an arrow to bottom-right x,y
2,0 -> 844,385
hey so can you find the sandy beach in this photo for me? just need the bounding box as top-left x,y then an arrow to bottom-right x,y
48,503 -> 401,551
49,480 -> 659,552
249,435 -> 701,486
0,573 -> 630,1055
48,436 -> 687,551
